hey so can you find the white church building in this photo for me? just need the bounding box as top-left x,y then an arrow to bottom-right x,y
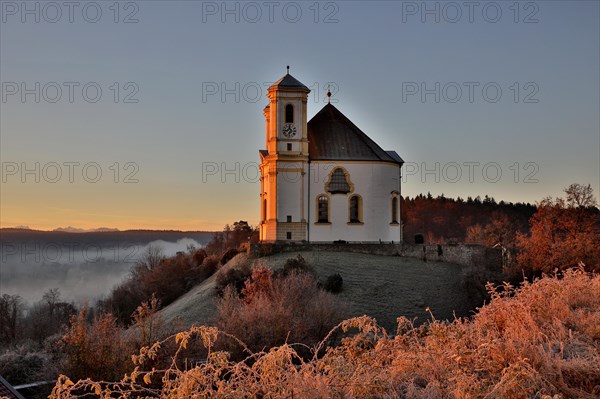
259,70 -> 404,243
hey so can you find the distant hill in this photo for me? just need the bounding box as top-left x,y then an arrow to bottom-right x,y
53,226 -> 120,233
158,251 -> 482,333
0,228 -> 216,246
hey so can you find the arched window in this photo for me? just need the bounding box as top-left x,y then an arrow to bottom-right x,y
285,104 -> 294,124
317,195 -> 329,223
262,198 -> 267,222
326,168 -> 351,194
391,193 -> 399,224
349,195 -> 362,223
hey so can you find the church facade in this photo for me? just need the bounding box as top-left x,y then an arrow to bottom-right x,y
259,71 -> 404,243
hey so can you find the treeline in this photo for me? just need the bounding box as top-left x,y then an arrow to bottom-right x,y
402,193 -> 536,244
402,184 -> 599,277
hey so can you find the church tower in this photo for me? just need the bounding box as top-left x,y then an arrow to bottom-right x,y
259,68 -> 310,242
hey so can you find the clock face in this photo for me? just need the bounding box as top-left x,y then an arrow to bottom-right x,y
282,123 -> 297,138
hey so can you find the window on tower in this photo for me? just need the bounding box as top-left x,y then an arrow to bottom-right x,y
317,195 -> 329,223
285,104 -> 294,123
262,198 -> 267,222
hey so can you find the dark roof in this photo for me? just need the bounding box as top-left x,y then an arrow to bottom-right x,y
386,151 -> 404,164
268,73 -> 309,91
307,104 -> 403,165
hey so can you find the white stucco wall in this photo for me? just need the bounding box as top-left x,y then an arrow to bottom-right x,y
307,161 -> 401,243
276,160 -> 308,223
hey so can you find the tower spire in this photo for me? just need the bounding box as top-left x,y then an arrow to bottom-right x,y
326,85 -> 332,104
286,65 -> 290,75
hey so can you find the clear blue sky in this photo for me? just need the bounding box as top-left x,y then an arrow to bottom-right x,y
1,0 -> 599,230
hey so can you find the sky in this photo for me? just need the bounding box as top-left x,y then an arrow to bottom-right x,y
1,0 -> 599,231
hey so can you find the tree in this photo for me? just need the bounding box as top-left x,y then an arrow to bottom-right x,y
515,184 -> 600,275
131,245 -> 165,280
205,221 -> 258,255
0,294 -> 23,345
60,307 -> 132,381
565,183 -> 596,208
26,289 -> 76,344
482,212 -> 517,248
131,295 -> 164,349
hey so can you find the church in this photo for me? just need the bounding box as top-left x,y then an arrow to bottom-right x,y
259,69 -> 404,243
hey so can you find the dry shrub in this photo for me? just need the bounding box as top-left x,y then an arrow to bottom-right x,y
220,248 -> 239,265
216,265 -> 342,355
191,248 -> 207,267
199,254 -> 220,279
51,267 -> 600,399
281,254 -> 315,276
103,248 -> 218,326
0,346 -> 55,385
58,308 -> 133,381
215,260 -> 251,294
323,273 -> 344,293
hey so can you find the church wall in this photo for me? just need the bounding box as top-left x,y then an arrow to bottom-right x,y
276,161 -> 307,221
308,161 -> 402,243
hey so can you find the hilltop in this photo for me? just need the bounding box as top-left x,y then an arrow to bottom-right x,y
158,251 -> 481,333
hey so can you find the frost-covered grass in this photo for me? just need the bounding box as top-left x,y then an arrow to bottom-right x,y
53,268 -> 600,398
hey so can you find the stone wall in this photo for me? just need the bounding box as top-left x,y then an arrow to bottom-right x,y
248,242 -> 502,271
401,243 -> 503,272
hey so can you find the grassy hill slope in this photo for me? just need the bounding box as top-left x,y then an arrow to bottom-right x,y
159,251 -> 477,332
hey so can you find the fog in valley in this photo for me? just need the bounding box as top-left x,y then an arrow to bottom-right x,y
1,236 -> 206,305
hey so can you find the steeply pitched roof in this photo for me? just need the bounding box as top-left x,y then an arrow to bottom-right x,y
307,104 -> 403,165
268,73 -> 309,91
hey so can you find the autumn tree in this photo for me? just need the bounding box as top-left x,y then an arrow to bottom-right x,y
131,294 -> 164,349
205,221 -> 258,255
60,307 -> 132,381
466,211 -> 519,265
515,183 -> 600,275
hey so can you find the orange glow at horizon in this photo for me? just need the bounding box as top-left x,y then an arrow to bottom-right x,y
0,178 -> 260,231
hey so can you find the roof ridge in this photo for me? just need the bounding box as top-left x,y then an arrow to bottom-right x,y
328,104 -> 388,159
268,73 -> 309,91
308,104 -> 397,163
